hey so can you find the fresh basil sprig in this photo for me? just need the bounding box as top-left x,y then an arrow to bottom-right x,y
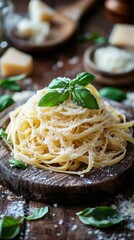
0,94 -> 15,112
71,72 -> 95,87
77,206 -> 124,228
9,159 -> 27,169
38,72 -> 99,109
0,207 -> 48,239
0,128 -> 11,144
0,73 -> 26,91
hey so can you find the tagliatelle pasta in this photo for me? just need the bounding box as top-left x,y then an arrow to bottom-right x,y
6,84 -> 134,175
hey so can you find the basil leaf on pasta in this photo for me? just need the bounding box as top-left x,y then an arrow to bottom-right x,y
38,89 -> 69,107
72,86 -> 99,109
48,77 -> 70,89
72,72 -> 95,87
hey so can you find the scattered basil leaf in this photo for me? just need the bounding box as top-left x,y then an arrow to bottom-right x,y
7,73 -> 27,82
77,206 -> 124,228
0,73 -> 26,91
99,87 -> 127,102
0,80 -> 21,91
25,207 -> 49,221
9,159 -> 27,169
72,72 -> 95,87
0,216 -> 21,239
76,32 -> 106,44
48,77 -> 70,89
72,86 -> 99,109
0,207 -> 49,239
38,89 -> 69,107
0,94 -> 15,112
0,73 -> 27,82
0,128 -> 11,144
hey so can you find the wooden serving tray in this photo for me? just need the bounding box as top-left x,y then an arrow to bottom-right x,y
0,101 -> 134,204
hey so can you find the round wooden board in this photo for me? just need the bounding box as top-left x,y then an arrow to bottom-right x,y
0,101 -> 134,204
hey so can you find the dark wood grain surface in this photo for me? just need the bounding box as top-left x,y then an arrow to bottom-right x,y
0,0 -> 134,239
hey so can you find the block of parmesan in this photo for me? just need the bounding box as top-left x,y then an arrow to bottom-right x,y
16,18 -> 50,43
109,24 -> 134,48
28,0 -> 55,22
0,47 -> 33,77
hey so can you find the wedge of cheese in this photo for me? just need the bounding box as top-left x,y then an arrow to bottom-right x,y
0,47 -> 33,77
109,24 -> 134,48
16,18 -> 50,43
28,0 -> 55,22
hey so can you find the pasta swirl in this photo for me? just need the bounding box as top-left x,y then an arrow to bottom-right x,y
6,84 -> 134,175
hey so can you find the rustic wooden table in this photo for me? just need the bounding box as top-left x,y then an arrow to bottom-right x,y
0,1 -> 134,239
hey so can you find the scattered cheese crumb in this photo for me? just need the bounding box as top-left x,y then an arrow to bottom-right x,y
80,174 -> 84,178
127,92 -> 134,101
71,224 -> 78,231
57,60 -> 64,68
68,56 -> 79,65
59,219 -> 63,225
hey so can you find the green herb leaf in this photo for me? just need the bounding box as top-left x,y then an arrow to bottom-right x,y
38,89 -> 69,107
0,73 -> 27,82
9,159 -> 27,169
0,216 -> 21,239
25,207 -> 48,221
0,73 -> 26,91
77,206 -> 124,228
0,206 -> 48,239
76,32 -> 106,44
72,86 -> 99,109
48,77 -> 70,89
0,80 -> 21,91
99,87 -> 127,102
0,94 -> 15,112
7,73 -> 27,82
38,72 -> 98,110
0,128 -> 11,144
72,72 -> 95,87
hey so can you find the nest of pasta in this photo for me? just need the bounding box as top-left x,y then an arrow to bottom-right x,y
6,85 -> 134,175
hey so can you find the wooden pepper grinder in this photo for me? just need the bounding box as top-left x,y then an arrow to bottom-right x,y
105,0 -> 134,23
